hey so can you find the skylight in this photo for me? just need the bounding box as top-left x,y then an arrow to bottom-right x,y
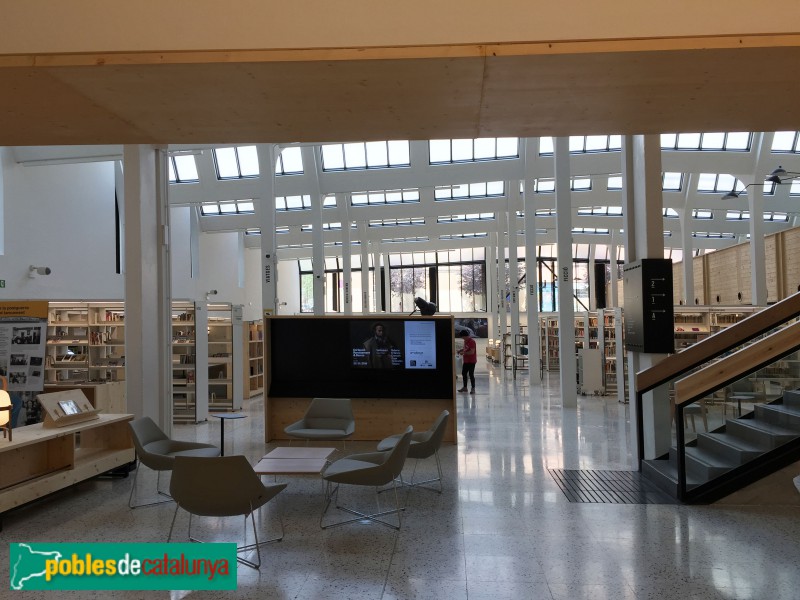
351,188 -> 420,206
538,135 -> 621,155
275,147 -> 303,175
168,155 -> 199,183
429,138 -> 519,164
577,206 -> 623,216
434,182 -> 504,200
213,146 -> 259,179
275,195 -> 311,211
437,213 -> 495,223
661,132 -> 751,151
663,172 -> 683,191
771,131 -> 800,153
321,141 -> 410,171
200,199 -> 255,216
533,177 -> 591,192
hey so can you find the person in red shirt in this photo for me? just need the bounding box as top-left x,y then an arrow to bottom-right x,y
457,329 -> 477,393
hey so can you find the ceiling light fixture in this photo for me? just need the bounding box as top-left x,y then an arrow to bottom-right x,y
721,166 -> 800,200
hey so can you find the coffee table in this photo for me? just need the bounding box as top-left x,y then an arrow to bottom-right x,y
253,447 -> 336,481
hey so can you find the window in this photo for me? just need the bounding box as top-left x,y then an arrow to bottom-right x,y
692,208 -> 713,219
607,174 -> 622,190
351,188 -> 420,206
577,206 -> 622,216
200,199 -> 255,215
662,172 -> 683,191
213,146 -> 259,179
661,132 -> 751,151
275,147 -> 303,175
437,213 -> 495,223
663,208 -> 679,218
321,141 -> 410,171
532,177 -> 590,192
429,138 -> 519,163
298,257 -> 376,313
368,218 -> 425,227
693,231 -> 735,239
275,195 -> 312,211
168,154 -> 199,183
697,173 -> 744,193
434,182 -> 504,200
539,135 -> 621,155
572,227 -> 610,235
771,131 -> 800,153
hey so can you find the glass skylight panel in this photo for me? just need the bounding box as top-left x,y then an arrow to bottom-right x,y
275,194 -> 311,211
700,132 -> 725,150
677,133 -> 702,149
200,202 -> 220,215
171,155 -> 199,182
726,210 -> 749,220
791,179 -> 800,195
725,132 -> 751,150
535,178 -> 555,193
344,143 -> 367,168
168,160 -> 176,183
237,200 -> 255,212
572,177 -> 591,191
693,208 -> 713,219
276,147 -> 303,175
321,145 -> 345,170
535,208 -> 556,216
434,181 -> 504,200
237,146 -> 259,176
429,138 -> 519,164
352,188 -> 420,206
765,212 -> 789,222
697,173 -> 741,193
539,137 -> 554,155
663,172 -> 682,191
607,175 -> 622,190
771,131 -> 799,152
214,148 -> 239,178
663,208 -> 679,218
572,227 -> 610,235
440,233 -> 489,240
245,228 -> 261,236
365,141 -> 388,166
323,195 -> 337,208
388,141 -> 410,165
660,134 -> 677,148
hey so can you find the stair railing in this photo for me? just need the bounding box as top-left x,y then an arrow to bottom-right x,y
634,292 -> 800,477
672,321 -> 800,501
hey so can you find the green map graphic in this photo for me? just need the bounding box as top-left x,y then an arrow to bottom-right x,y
10,543 -> 63,590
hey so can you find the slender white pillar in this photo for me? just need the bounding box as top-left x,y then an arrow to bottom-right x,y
554,137 -> 577,408
523,180 -> 540,385
359,222 -> 370,313
255,144 -> 277,315
123,145 -> 172,432
338,193 -> 353,314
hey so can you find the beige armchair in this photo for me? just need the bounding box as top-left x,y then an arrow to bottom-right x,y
128,416 -> 220,508
377,410 -> 450,493
167,455 -> 286,570
320,426 -> 413,530
284,397 -> 355,448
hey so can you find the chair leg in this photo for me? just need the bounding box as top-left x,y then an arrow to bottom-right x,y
128,462 -> 174,509
378,452 -> 444,494
320,479 -> 404,530
174,502 -> 284,571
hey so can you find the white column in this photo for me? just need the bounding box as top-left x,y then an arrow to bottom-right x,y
554,137 -> 577,408
588,245 -> 596,310
302,147 -> 325,315
339,193 -> 353,315
255,144 -> 277,315
123,145 -> 172,432
508,182 -> 520,354
679,206 -> 695,305
524,182 -> 540,385
609,229 -> 619,307
486,233 -> 498,344
749,132 -> 770,307
623,134 -> 670,461
382,249 -> 391,313
359,222 -> 370,313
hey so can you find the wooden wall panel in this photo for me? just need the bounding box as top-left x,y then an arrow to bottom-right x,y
707,249 -> 740,304
783,228 -> 800,296
672,262 -> 684,305
765,234 -> 779,303
736,244 -> 753,305
693,255 -> 705,305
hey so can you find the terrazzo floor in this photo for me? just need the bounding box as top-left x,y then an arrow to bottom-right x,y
2,364 -> 800,599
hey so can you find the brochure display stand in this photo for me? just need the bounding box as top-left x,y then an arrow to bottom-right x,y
37,390 -> 101,428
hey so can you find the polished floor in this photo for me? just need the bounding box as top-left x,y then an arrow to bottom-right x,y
3,362 -> 800,599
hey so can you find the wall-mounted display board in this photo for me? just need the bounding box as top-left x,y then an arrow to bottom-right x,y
264,314 -> 456,442
0,301 -> 48,392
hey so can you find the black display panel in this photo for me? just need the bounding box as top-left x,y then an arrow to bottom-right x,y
268,316 -> 453,399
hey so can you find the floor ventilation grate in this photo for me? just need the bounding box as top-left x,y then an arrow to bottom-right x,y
548,469 -> 676,504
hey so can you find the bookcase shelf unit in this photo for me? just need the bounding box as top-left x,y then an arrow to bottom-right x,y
171,301 -> 199,424
245,320 -> 264,398
206,303 -> 243,413
45,302 -> 127,386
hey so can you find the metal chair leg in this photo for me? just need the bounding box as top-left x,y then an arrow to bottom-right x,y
320,479 -> 405,530
128,461 -> 174,509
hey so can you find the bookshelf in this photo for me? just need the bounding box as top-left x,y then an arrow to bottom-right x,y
244,320 -> 264,398
171,302 -> 198,423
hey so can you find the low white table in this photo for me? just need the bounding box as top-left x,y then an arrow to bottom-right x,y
253,447 -> 335,479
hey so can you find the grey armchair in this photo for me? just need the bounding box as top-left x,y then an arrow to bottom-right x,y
128,416 -> 220,508
377,410 -> 449,493
284,397 -> 355,448
320,426 -> 413,530
167,455 -> 286,570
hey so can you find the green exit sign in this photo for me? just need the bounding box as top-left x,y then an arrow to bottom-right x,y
0,280 -> 5,288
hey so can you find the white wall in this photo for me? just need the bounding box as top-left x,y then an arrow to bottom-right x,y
0,154 -> 123,299
277,259 -> 301,314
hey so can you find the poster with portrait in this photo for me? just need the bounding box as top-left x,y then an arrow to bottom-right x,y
0,301 -> 48,392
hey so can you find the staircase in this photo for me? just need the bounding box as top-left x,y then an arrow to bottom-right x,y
642,390 -> 800,503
